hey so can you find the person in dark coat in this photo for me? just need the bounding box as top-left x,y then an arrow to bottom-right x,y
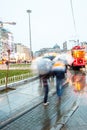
40,74 -> 49,106
52,61 -> 67,100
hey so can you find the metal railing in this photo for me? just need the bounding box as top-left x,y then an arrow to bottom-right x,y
0,73 -> 34,86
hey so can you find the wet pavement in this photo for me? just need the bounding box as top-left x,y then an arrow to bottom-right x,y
61,88 -> 87,130
60,94 -> 87,130
0,69 -> 87,130
0,77 -> 57,129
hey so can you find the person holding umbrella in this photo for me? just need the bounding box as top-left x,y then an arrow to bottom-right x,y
52,61 -> 67,101
36,58 -> 53,106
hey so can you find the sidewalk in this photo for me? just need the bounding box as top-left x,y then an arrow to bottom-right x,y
0,75 -> 79,130
0,77 -> 57,129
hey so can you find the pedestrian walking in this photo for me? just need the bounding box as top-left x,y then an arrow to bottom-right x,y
40,74 -> 49,106
52,61 -> 67,101
55,71 -> 66,99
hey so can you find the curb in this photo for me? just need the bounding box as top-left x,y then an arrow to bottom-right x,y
51,92 -> 80,130
0,76 -> 38,91
51,104 -> 79,130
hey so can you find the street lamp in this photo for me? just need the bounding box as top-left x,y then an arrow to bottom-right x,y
26,9 -> 32,61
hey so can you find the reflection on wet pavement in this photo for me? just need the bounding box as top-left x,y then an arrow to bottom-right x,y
61,69 -> 87,130
68,70 -> 86,93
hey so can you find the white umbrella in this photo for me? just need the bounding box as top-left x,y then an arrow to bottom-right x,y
37,58 -> 53,75
31,57 -> 53,75
53,53 -> 74,65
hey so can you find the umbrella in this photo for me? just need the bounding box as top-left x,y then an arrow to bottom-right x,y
31,57 -> 53,75
42,55 -> 55,61
37,58 -> 53,75
53,53 -> 74,65
52,61 -> 66,72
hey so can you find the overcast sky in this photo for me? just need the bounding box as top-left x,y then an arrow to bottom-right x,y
0,0 -> 87,52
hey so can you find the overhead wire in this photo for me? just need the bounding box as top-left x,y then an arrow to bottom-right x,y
70,0 -> 77,36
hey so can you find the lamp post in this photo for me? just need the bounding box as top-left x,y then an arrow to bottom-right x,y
26,9 -> 32,61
